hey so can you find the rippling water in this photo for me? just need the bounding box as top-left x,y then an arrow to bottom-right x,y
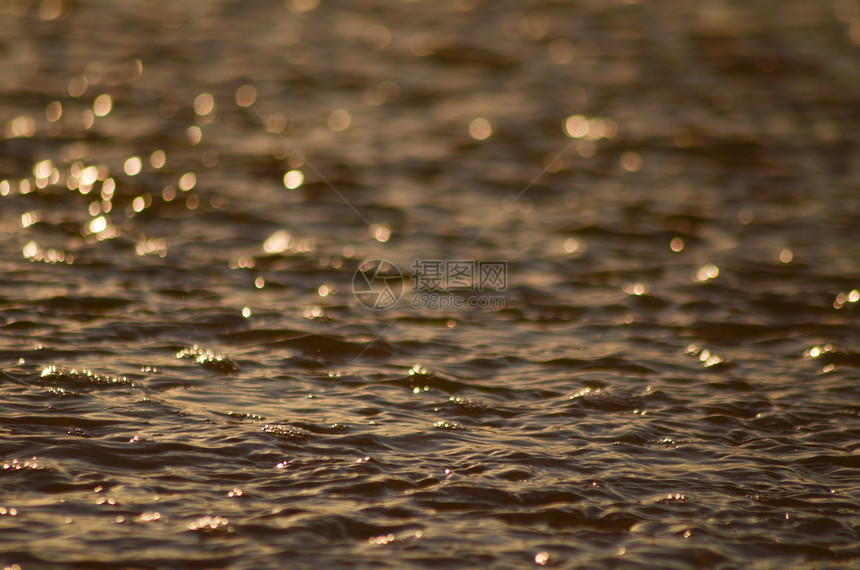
1,0 -> 860,567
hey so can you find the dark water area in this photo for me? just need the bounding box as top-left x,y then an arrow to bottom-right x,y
1,0 -> 859,567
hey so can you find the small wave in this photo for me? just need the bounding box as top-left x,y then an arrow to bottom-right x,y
176,345 -> 238,374
39,365 -> 134,388
261,424 -> 311,442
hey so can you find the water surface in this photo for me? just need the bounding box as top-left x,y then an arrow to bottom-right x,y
1,0 -> 859,567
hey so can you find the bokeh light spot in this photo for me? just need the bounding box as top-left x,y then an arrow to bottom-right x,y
284,170 -> 304,189
469,117 -> 492,140
123,157 -> 142,176
235,84 -> 257,107
328,109 -> 352,132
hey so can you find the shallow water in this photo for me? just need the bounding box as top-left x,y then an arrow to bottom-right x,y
1,0 -> 859,568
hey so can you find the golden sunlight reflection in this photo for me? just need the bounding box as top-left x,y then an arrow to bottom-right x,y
283,170 -> 304,189
8,115 -> 36,138
135,237 -> 166,257
519,12 -> 550,41
22,241 -> 38,259
45,101 -> 62,122
101,178 -> 115,198
548,39 -> 575,64
150,150 -> 166,169
187,126 -> 202,145
178,172 -> 197,191
187,515 -> 229,531
468,117 -> 493,141
82,214 -> 119,240
39,0 -> 66,20
303,305 -> 325,319
834,289 -> 855,309
235,84 -> 257,107
68,75 -> 87,97
0,3 -> 853,563
409,364 -> 428,376
576,139 -> 596,157
93,94 -> 112,117
33,159 -> 53,180
623,282 -> 649,296
82,110 -> 95,129
123,156 -> 142,176
328,109 -> 352,132
563,237 -> 583,254
685,345 -> 725,367
564,115 -> 616,140
87,216 -> 107,234
368,533 -> 396,545
364,24 -> 392,50
586,118 -> 608,140
563,115 -> 588,138
137,193 -> 152,211
804,344 -> 835,359
370,223 -> 391,243
194,93 -> 215,116
22,240 -> 74,265
84,166 -> 99,186
265,112 -> 288,133
620,151 -> 642,172
263,230 -> 292,254
569,386 -> 593,399
694,263 -> 719,282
